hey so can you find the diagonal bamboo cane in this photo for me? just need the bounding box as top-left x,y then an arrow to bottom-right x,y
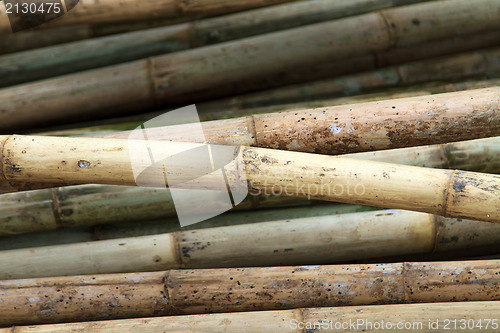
1,260 -> 500,326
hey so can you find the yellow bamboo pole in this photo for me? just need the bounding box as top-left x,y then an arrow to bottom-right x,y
0,135 -> 498,222
1,260 -> 500,326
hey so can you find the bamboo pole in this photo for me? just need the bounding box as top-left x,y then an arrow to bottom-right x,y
1,301 -> 499,332
1,260 -> 500,326
203,47 -> 500,110
0,0 -> 431,86
3,210 -> 500,279
0,0 -> 301,35
0,203 -> 373,250
1,136 -> 498,234
0,134 -> 498,222
102,87 -> 500,154
0,184 -> 307,236
2,0 -> 500,131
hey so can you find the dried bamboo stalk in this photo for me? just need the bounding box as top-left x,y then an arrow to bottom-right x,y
0,0 -> 430,86
0,0 -> 300,35
2,0 -> 500,130
0,134 -> 498,222
1,260 -> 500,326
102,87 -> 500,154
1,136 -> 498,234
1,301 -> 499,332
3,210 -> 500,279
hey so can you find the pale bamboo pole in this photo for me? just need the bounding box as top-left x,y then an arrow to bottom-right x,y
2,301 -> 499,333
1,260 -> 500,326
0,134 -> 498,222
1,136 -> 498,235
0,0 -> 430,86
2,0 -> 500,131
3,210 -> 500,279
0,0 -> 301,35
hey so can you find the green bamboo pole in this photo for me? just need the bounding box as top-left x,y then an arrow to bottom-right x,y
203,46 -> 500,110
1,260 -> 500,326
0,203 -> 373,250
0,0 -> 430,87
0,0 -> 301,35
3,210 -> 500,279
1,0 -> 500,131
0,184 -> 307,236
1,301 -> 499,333
0,134 -> 499,222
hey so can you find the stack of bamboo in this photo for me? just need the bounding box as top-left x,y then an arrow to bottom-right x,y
0,0 -> 499,331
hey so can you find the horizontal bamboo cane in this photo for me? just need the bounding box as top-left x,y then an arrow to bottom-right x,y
102,87 -> 500,154
0,203 -> 373,250
0,135 -> 499,233
0,0 -> 429,86
2,301 -> 499,332
0,134 -> 498,222
0,0 -> 300,35
2,0 -> 500,131
0,184 -> 308,236
3,210 -> 500,279
1,260 -> 500,326
206,47 -> 500,109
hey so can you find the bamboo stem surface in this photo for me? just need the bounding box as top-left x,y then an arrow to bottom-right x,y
0,134 -> 498,222
1,301 -> 499,332
2,210 -> 500,279
1,260 -> 500,326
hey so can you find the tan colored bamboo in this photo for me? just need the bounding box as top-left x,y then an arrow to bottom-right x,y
0,134 -> 498,222
1,260 -> 500,326
0,0 -> 430,86
3,210 -> 500,279
1,136 -> 498,235
2,301 -> 499,332
102,87 -> 500,154
2,0 -> 500,131
0,0 -> 300,35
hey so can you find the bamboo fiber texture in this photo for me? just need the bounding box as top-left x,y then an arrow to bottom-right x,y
0,301 -> 498,332
2,210 -> 500,279
0,134 -> 498,222
1,0 -> 500,130
1,260 -> 500,326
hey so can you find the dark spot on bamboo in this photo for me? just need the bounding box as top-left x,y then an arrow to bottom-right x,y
453,179 -> 467,192
412,18 -> 420,26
